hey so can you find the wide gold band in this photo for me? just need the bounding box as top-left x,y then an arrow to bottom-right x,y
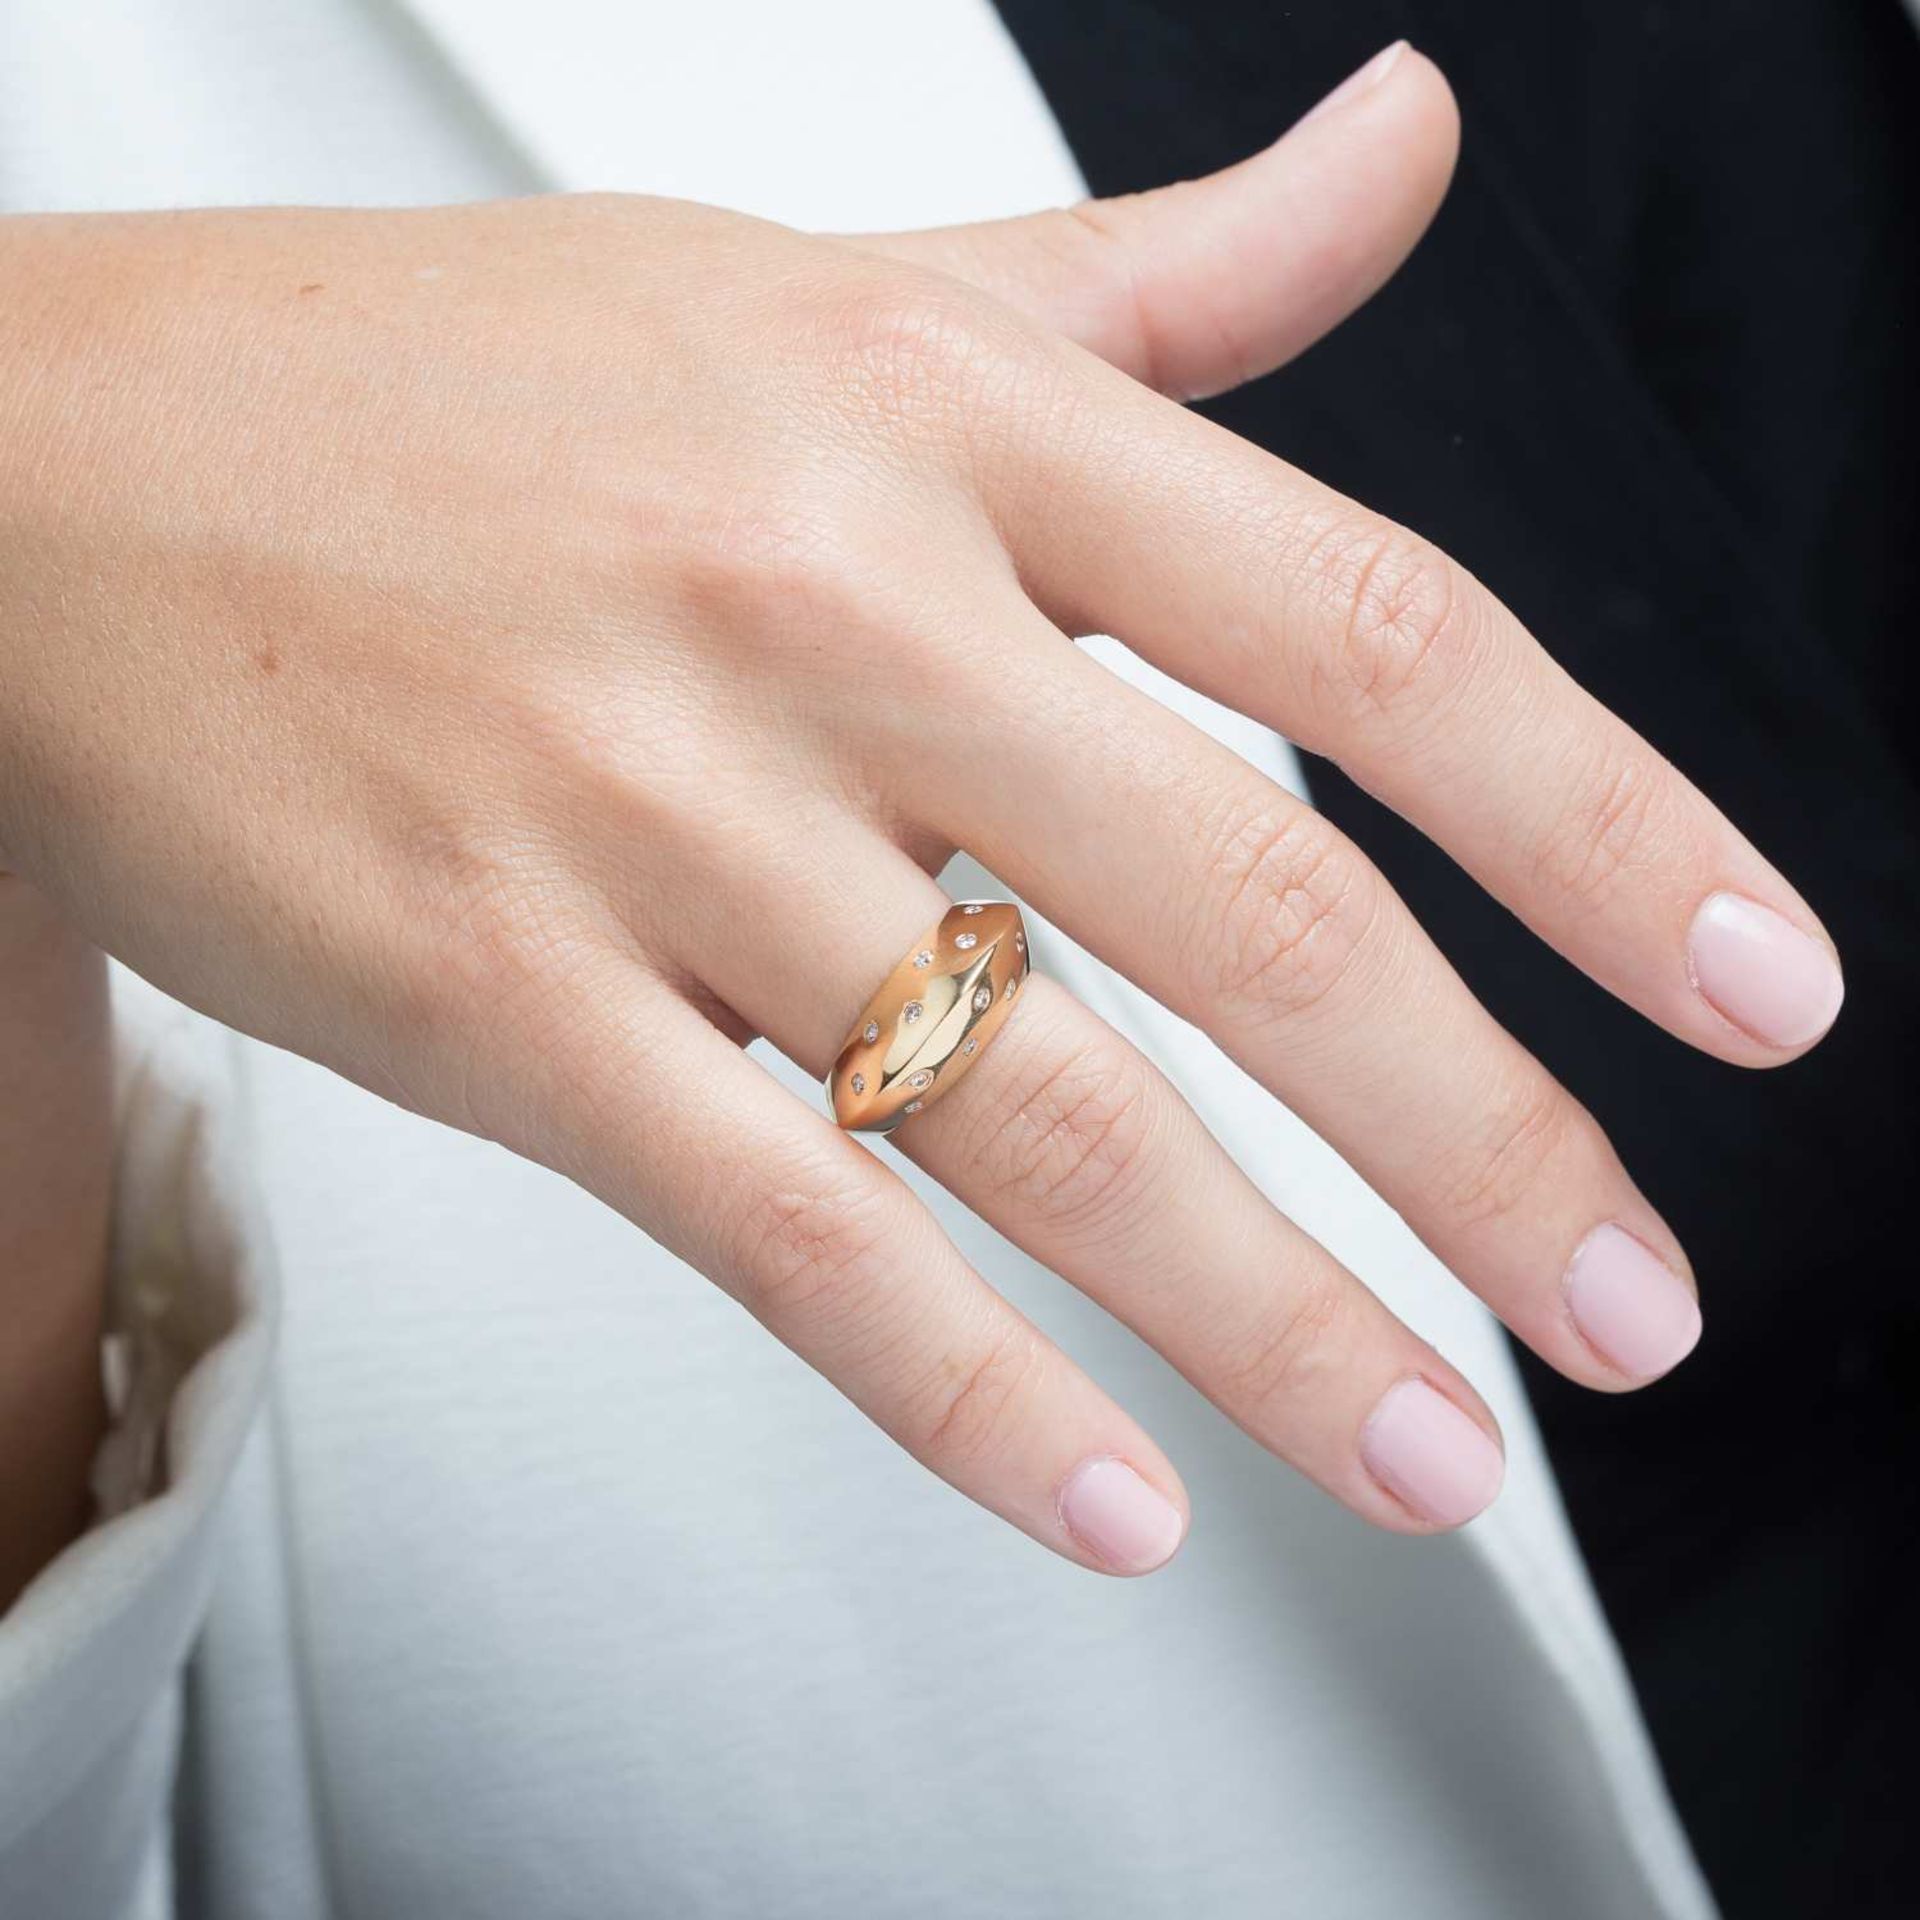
827,901 -> 1030,1133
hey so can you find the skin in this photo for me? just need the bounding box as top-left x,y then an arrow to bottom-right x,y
0,50 -> 1839,1582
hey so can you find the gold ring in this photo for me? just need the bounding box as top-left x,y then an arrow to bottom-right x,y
828,901 -> 1030,1132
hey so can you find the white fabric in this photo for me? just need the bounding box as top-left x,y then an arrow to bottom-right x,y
0,983 -> 274,1920
0,4 -> 1715,1916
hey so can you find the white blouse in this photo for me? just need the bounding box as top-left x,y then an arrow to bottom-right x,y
0,5 -> 1715,1916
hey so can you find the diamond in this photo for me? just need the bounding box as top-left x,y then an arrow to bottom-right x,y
908,1069 -> 933,1090
913,949 -> 934,969
863,1021 -> 880,1046
961,1038 -> 978,1056
1004,976 -> 1019,1000
954,932 -> 977,951
902,1099 -> 924,1115
850,1072 -> 866,1095
972,985 -> 993,1014
961,903 -> 984,915
902,1000 -> 924,1024
1014,932 -> 1025,952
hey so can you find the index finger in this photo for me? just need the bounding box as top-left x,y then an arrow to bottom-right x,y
1007,358 -> 1844,1063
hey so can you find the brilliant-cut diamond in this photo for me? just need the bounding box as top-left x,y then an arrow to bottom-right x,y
850,1072 -> 866,1095
902,1000 -> 924,1024
902,1099 -> 924,1115
913,949 -> 934,969
954,932 -> 977,951
972,985 -> 993,1014
961,904 -> 984,915
1004,977 -> 1019,1000
862,1021 -> 880,1046
908,1069 -> 933,1090
961,1038 -> 978,1056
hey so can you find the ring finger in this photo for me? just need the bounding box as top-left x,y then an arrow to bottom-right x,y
644,814 -> 1509,1535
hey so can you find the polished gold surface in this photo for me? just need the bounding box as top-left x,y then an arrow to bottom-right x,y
828,901 -> 1030,1132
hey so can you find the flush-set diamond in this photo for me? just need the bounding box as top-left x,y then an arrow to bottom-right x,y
835,905 -> 1029,1131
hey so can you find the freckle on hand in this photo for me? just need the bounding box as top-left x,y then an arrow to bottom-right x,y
298,283 -> 324,296
255,648 -> 280,675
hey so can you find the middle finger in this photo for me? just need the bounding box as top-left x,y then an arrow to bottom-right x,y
928,607 -> 1705,1392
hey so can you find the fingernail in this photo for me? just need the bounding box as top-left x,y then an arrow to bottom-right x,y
1564,1224 -> 1702,1382
1360,1378 -> 1504,1528
1687,891 -> 1844,1049
1299,41 -> 1409,127
1058,1456 -> 1185,1574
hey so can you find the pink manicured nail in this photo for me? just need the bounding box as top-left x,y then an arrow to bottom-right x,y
1299,41 -> 1409,127
1360,1379 -> 1504,1528
1058,1457 -> 1185,1573
1687,892 -> 1844,1049
1564,1224 -> 1702,1382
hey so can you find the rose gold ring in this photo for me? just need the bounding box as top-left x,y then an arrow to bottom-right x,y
827,901 -> 1030,1133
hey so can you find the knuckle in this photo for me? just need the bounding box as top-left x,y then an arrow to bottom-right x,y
387,844 -> 589,1131
908,1324 -> 1047,1472
729,1163 -> 897,1329
1221,1274 -> 1353,1425
359,831 -> 589,1145
1300,516 -> 1478,723
960,1024 -> 1165,1236
1531,747 -> 1668,912
823,269 -> 1037,439
392,827 -> 570,1039
1197,802 -> 1380,1025
1439,1076 -> 1576,1230
675,475 -> 878,639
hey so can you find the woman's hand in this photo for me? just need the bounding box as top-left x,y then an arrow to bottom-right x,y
0,48 -> 1840,1572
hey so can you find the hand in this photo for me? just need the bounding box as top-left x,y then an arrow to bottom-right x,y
0,47 -> 1840,1573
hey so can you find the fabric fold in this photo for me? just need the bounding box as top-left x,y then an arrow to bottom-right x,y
0,975 -> 279,1919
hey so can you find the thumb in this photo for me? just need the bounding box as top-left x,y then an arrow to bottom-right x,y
850,42 -> 1458,401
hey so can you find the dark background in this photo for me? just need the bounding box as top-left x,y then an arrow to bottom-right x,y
992,3 -> 1920,1913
